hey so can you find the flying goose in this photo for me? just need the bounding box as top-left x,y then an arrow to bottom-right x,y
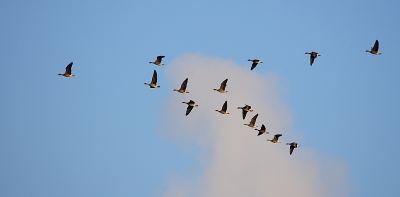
366,40 -> 381,55
215,101 -> 230,114
305,52 -> 321,66
173,78 -> 189,93
149,56 -> 165,66
244,114 -> 258,128
182,100 -> 198,116
58,62 -> 75,77
255,124 -> 269,136
286,142 -> 300,155
267,134 -> 282,143
237,104 -> 253,120
213,79 -> 228,93
144,70 -> 160,88
248,59 -> 263,70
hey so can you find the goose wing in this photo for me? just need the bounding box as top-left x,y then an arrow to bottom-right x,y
289,145 -> 294,155
65,62 -> 73,74
186,105 -> 194,115
156,56 -> 165,62
260,124 -> 266,131
309,55 -> 315,66
250,114 -> 258,125
251,62 -> 258,70
151,70 -> 158,84
221,101 -> 228,112
242,110 -> 248,120
373,40 -> 379,51
274,134 -> 282,140
180,78 -> 188,90
220,79 -> 228,90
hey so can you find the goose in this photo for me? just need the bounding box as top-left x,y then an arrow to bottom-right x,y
173,78 -> 189,93
267,134 -> 282,143
144,70 -> 160,88
237,104 -> 253,120
58,62 -> 75,77
244,114 -> 258,128
305,52 -> 321,66
213,79 -> 228,93
255,124 -> 269,136
215,101 -> 230,114
286,142 -> 300,155
182,100 -> 198,116
248,59 -> 263,70
366,40 -> 381,55
149,56 -> 165,66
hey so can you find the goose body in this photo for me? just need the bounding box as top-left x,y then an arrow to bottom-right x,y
267,134 -> 282,143
305,52 -> 321,66
248,59 -> 263,70
215,101 -> 230,114
237,104 -> 253,120
182,100 -> 198,115
244,114 -> 258,128
366,40 -> 381,55
255,124 -> 269,136
149,55 -> 165,66
173,78 -> 189,93
214,79 -> 228,93
58,62 -> 75,77
286,142 -> 300,155
144,70 -> 160,88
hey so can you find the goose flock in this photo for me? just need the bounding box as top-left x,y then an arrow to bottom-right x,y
58,40 -> 381,155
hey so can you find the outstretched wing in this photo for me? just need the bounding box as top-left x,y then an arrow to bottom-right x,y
186,105 -> 194,116
274,134 -> 282,140
373,40 -> 379,51
289,145 -> 294,155
309,56 -> 315,66
251,62 -> 258,70
242,109 -> 248,120
156,56 -> 165,62
220,79 -> 228,90
151,70 -> 157,84
65,62 -> 73,74
221,101 -> 228,112
250,114 -> 258,125
180,78 -> 188,90
260,124 -> 266,131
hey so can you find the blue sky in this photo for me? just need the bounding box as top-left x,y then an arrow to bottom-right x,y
1,1 -> 399,196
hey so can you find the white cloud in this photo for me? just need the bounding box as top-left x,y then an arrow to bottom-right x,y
160,53 -> 350,197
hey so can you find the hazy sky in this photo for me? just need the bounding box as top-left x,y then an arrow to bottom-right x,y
1,1 -> 400,197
